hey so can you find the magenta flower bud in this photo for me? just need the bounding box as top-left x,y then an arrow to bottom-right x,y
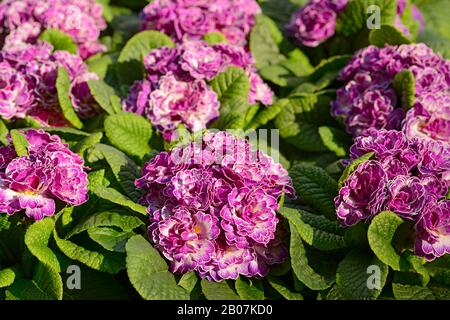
286,1 -> 337,47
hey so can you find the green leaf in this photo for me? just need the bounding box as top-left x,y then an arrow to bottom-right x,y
338,152 -> 375,188
53,229 -> 125,274
178,272 -> 198,294
203,31 -> 227,45
87,227 -> 134,253
6,263 -> 63,300
91,185 -> 147,216
209,67 -> 250,129
126,235 -> 189,300
62,265 -> 129,300
0,268 -> 15,288
39,28 -> 77,54
74,132 -> 103,155
56,67 -> 83,129
245,99 -> 286,130
117,30 -> 175,85
0,119 -> 9,145
88,79 -> 122,115
289,164 -> 338,218
393,70 -> 416,110
415,0 -> 450,58
392,281 -> 450,300
235,277 -> 264,300
201,279 -> 240,300
279,207 -> 346,251
318,126 -> 351,157
90,144 -> 142,200
368,211 -> 406,271
66,211 -> 143,239
336,0 -> 397,36
369,25 -> 412,47
336,250 -> 389,300
104,112 -> 152,158
267,277 -> 303,300
250,14 -> 285,70
10,130 -> 29,157
24,218 -> 60,272
289,222 -> 335,290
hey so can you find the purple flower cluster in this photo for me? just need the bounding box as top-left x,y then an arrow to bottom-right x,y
0,0 -> 106,59
0,42 -> 101,125
135,131 -> 294,281
335,129 -> 449,260
286,0 -> 347,47
0,129 -> 88,220
286,0 -> 425,47
123,40 -> 273,140
140,0 -> 261,47
332,44 -> 450,145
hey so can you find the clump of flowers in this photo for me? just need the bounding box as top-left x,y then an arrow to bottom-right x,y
286,0 -> 425,47
0,129 -> 88,220
140,0 -> 261,47
123,40 -> 273,140
331,43 -> 450,144
0,0 -> 106,59
0,42 -> 101,125
135,131 -> 294,281
335,129 -> 449,261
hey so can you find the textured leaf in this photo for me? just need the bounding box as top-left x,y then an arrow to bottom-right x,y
91,144 -> 142,200
10,130 -> 29,157
74,132 -> 103,155
279,207 -> 346,251
56,67 -> 83,129
88,79 -> 122,115
209,67 -> 250,129
104,112 -> 152,158
201,279 -> 240,300
392,281 -> 450,300
117,30 -> 175,85
336,250 -> 389,300
126,235 -> 189,300
336,0 -> 397,36
0,268 -> 15,288
289,223 -> 335,290
6,263 -> 63,300
39,28 -> 77,54
91,185 -> 147,215
178,272 -> 198,294
369,25 -> 412,47
53,230 -> 125,274
368,211 -> 406,271
246,99 -> 286,130
235,277 -> 264,300
25,218 -> 60,272
393,70 -> 416,110
66,211 -> 143,239
267,277 -> 303,300
87,227 -> 134,252
0,119 -> 9,145
318,126 -> 351,157
250,14 -> 284,69
289,164 -> 338,217
338,152 -> 375,188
